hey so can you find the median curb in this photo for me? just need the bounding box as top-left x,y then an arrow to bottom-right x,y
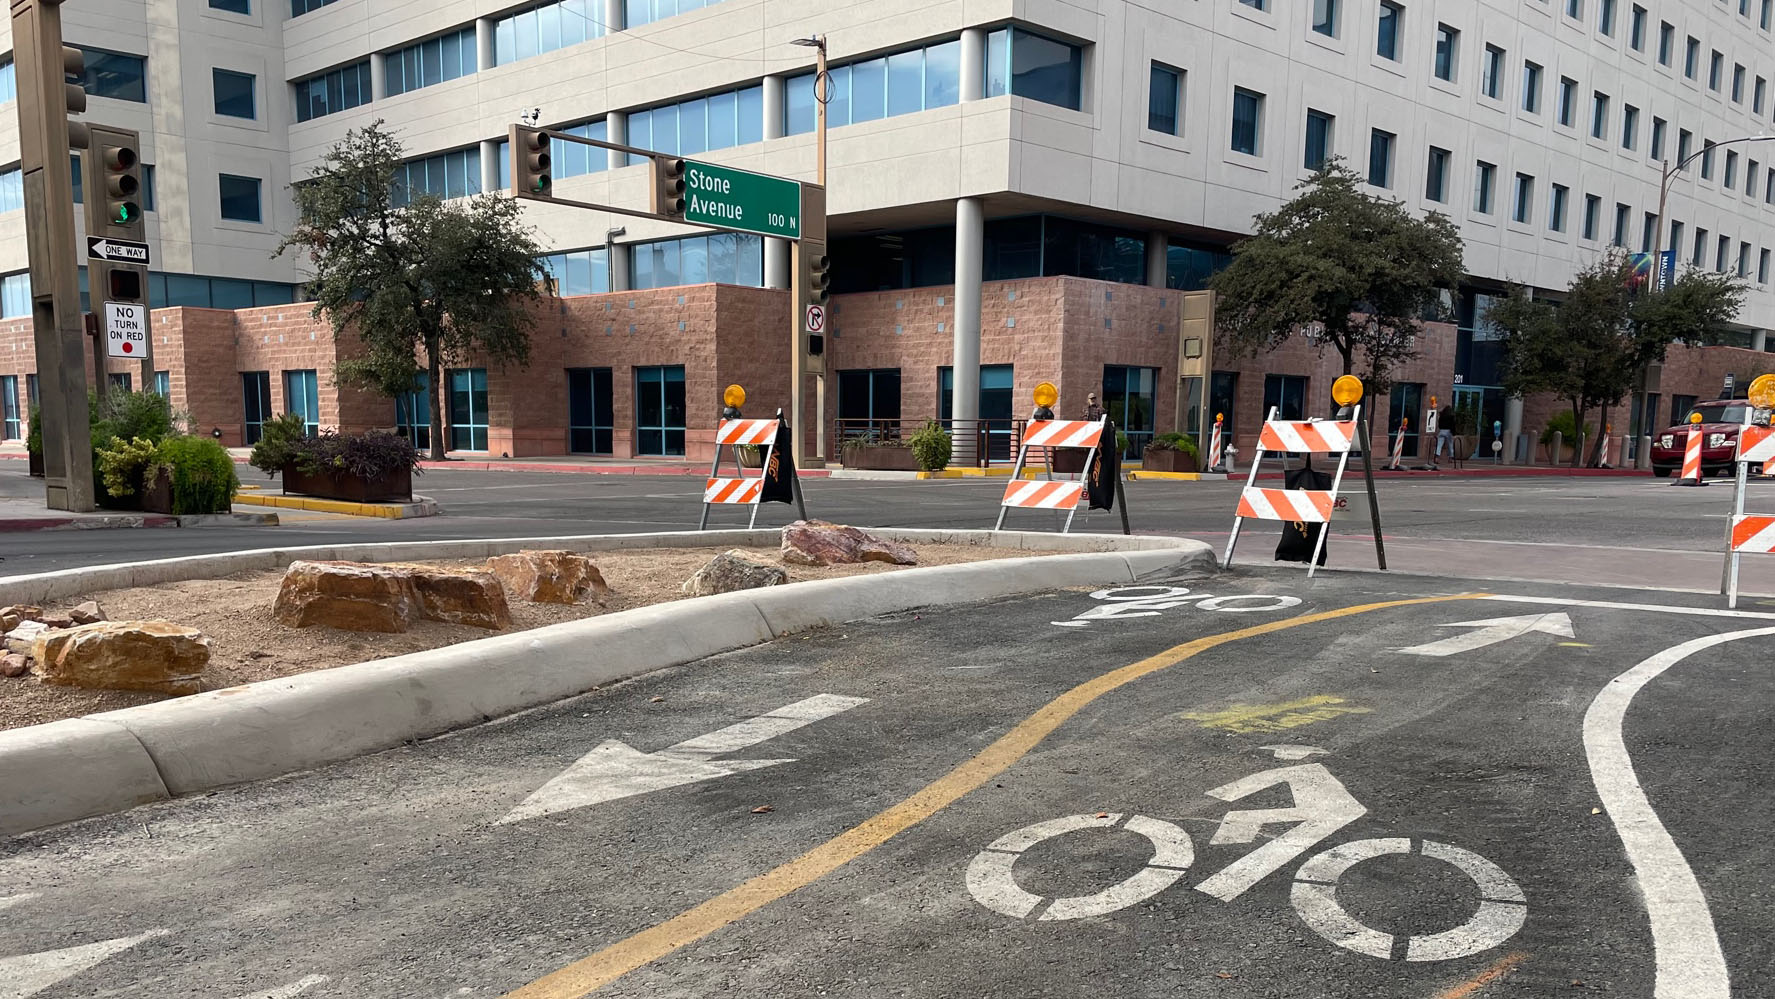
230,493 -> 441,519
0,529 -> 1214,836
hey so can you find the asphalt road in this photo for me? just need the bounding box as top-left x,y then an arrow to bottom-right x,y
4,567 -> 1770,997
5,463 -> 1775,595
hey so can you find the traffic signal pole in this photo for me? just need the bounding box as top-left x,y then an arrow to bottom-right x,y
84,125 -> 153,389
12,0 -> 95,511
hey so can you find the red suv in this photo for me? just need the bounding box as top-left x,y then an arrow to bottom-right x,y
1650,399 -> 1772,477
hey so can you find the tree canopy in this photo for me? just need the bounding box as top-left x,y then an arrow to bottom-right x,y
1485,252 -> 1746,465
278,121 -> 547,459
1208,161 -> 1465,401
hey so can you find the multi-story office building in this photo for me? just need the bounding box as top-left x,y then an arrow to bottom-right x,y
4,0 -> 1774,461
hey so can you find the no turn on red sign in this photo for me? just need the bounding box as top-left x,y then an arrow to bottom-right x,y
104,301 -> 147,358
805,304 -> 825,334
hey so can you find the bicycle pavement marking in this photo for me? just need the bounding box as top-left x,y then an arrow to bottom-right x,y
502,592 -> 1486,999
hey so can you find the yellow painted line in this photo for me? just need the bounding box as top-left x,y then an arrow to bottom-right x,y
1127,470 -> 1205,481
504,591 -> 1489,999
1434,950 -> 1528,998
1179,695 -> 1371,734
232,493 -> 408,519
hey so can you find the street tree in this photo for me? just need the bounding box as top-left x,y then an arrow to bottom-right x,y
1208,160 -> 1465,420
279,121 -> 547,460
1485,253 -> 1746,466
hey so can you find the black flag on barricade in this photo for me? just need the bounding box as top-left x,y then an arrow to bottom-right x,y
1274,463 -> 1332,566
759,421 -> 798,505
1085,422 -> 1120,511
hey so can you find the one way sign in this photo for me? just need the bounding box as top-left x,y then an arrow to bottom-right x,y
87,236 -> 150,264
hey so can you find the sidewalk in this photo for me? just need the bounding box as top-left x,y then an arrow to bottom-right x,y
216,448 -> 833,478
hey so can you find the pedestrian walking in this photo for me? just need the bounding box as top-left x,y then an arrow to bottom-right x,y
1434,403 -> 1455,466
1083,393 -> 1105,421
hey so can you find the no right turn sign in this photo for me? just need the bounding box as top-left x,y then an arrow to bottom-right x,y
805,304 -> 826,333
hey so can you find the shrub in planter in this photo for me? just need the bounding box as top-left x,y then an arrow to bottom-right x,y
910,421 -> 952,471
156,435 -> 239,514
249,412 -> 310,478
90,390 -> 178,449
1143,432 -> 1201,472
254,419 -> 422,502
96,436 -> 162,499
735,443 -> 764,468
25,405 -> 42,477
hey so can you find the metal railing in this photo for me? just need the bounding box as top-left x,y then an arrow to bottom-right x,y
832,418 -> 1028,467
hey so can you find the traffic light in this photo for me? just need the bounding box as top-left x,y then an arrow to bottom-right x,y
808,252 -> 831,307
97,140 -> 140,229
510,125 -> 551,197
653,156 -> 686,218
62,46 -> 87,151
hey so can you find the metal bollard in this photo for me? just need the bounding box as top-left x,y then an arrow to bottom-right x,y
1637,435 -> 1653,471
1550,430 -> 1563,466
1575,433 -> 1586,467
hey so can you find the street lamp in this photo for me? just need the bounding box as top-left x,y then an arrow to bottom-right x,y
791,34 -> 829,462
605,226 -> 625,295
1651,134 -> 1774,283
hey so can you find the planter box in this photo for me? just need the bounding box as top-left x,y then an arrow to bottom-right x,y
735,447 -> 764,469
842,444 -> 919,471
1141,449 -> 1199,473
283,464 -> 414,503
137,468 -> 175,515
27,450 -> 43,478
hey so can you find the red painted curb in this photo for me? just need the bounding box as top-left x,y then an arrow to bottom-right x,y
0,515 -> 177,532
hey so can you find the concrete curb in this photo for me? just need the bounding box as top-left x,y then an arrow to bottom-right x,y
0,514 -> 179,532
0,528 -> 1214,836
230,493 -> 441,519
180,512 -> 280,528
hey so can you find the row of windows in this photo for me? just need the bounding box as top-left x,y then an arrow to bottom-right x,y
293,60 -> 371,123
0,57 -> 14,105
539,233 -> 764,295
393,148 -> 482,205
0,269 -> 302,318
628,84 -> 766,161
387,28 -> 477,97
492,0 -> 604,68
785,39 -> 961,136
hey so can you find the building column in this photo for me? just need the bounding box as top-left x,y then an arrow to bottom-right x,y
953,197 -> 984,464
369,53 -> 388,100
475,17 -> 495,70
479,139 -> 500,195
1145,232 -> 1169,287
603,0 -> 623,34
960,27 -> 985,102
761,75 -> 790,289
606,111 -> 628,171
1755,329 -> 1769,352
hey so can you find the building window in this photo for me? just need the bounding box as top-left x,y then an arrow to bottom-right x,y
492,0 -> 606,66
1426,146 -> 1449,202
1621,104 -> 1638,150
1758,77 -> 1768,114
1658,22 -> 1673,65
1522,61 -> 1542,112
634,366 -> 686,456
0,272 -> 28,317
1710,51 -> 1724,91
393,148 -> 481,204
1600,0 -> 1617,34
290,0 -> 338,15
1642,212 -> 1658,251
1231,87 -> 1263,155
1678,129 -> 1693,163
1726,150 -> 1740,189
212,68 -> 255,119
0,376 -> 18,441
1312,0 -> 1338,36
77,48 -> 147,103
567,368 -> 615,454
1750,159 -> 1762,197
1263,374 -> 1309,422
1481,44 -> 1504,98
391,374 -> 430,452
1612,203 -> 1630,247
1549,183 -> 1569,231
0,167 -> 21,214
983,28 -> 1082,110
107,373 -> 131,394
1368,128 -> 1395,188
1566,0 -> 1582,19
1685,36 -> 1699,79
1670,220 -> 1685,258
1717,234 -> 1731,272
538,246 -> 611,295
153,370 -> 170,398
1768,168 -> 1775,204
1702,140 -> 1716,180
448,368 -> 489,451
1102,366 -> 1158,458
1650,117 -> 1666,159
836,368 -> 903,440
1765,0 -> 1774,30
1590,92 -> 1609,139
790,40 -> 957,135
1733,64 -> 1747,102
387,27 -> 476,95
1693,227 -> 1709,266
1148,64 -> 1182,135
1433,25 -> 1457,81
625,0 -> 724,28
1583,194 -> 1601,240
642,84 -> 767,156
282,370 -> 320,436
629,232 -> 764,289
210,0 -> 250,12
1512,172 -> 1534,223
1629,5 -> 1647,49
1376,2 -> 1402,60
1558,77 -> 1577,126
218,174 -> 262,222
0,58 -> 14,105
293,60 -> 371,122
1304,109 -> 1333,170
1760,249 -> 1770,284
1239,0 -> 1266,9
1474,160 -> 1496,213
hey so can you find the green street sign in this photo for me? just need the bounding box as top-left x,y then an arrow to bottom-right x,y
681,160 -> 802,240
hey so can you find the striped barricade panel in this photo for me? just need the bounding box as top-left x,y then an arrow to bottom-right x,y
1236,487 -> 1336,523
1023,420 -> 1105,449
716,419 -> 781,446
1740,426 -> 1775,463
1731,515 -> 1775,552
1257,420 -> 1358,454
705,477 -> 764,505
1001,479 -> 1084,510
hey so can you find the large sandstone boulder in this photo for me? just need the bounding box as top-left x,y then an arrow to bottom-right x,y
781,521 -> 918,567
386,564 -> 512,630
32,621 -> 210,695
682,550 -> 788,596
488,550 -> 609,604
273,561 -> 421,633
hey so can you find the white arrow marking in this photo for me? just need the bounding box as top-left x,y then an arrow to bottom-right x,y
1396,612 -> 1575,657
498,693 -> 868,824
0,929 -> 167,999
229,974 -> 329,999
1260,744 -> 1328,761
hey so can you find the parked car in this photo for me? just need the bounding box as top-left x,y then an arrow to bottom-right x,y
1649,399 -> 1773,477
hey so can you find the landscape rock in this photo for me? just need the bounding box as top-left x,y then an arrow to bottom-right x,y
386,564 -> 512,630
781,520 -> 918,567
273,561 -> 421,633
682,550 -> 788,596
31,620 -> 210,695
69,601 -> 107,625
0,653 -> 28,678
4,620 -> 50,656
0,605 -> 41,633
35,612 -> 75,630
488,550 -> 610,604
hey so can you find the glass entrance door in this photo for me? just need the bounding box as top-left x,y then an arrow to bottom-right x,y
635,365 -> 686,456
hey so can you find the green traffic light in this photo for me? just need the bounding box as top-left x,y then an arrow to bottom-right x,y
116,206 -> 130,223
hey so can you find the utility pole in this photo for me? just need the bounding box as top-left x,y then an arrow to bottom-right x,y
12,0 -> 95,511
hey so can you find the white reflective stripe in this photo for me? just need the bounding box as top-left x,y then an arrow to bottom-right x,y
1239,488 -> 1281,520
1743,437 -> 1775,462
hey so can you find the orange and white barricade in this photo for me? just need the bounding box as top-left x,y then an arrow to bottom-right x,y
994,415 -> 1128,534
699,409 -> 806,529
1387,418 -> 1408,470
1724,423 -> 1775,605
1677,424 -> 1706,485
1222,407 -> 1359,577
1207,414 -> 1225,471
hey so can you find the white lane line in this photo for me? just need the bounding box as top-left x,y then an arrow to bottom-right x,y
1486,594 -> 1775,620
229,974 -> 329,999
0,893 -> 39,912
1584,627 -> 1775,998
0,928 -> 168,999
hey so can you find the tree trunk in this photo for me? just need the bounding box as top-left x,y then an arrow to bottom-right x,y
427,341 -> 447,462
1570,402 -> 1585,467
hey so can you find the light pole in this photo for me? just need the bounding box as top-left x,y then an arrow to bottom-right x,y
792,34 -> 828,464
605,225 -> 625,294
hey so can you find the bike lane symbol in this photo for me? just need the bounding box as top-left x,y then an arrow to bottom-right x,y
1053,586 -> 1303,627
